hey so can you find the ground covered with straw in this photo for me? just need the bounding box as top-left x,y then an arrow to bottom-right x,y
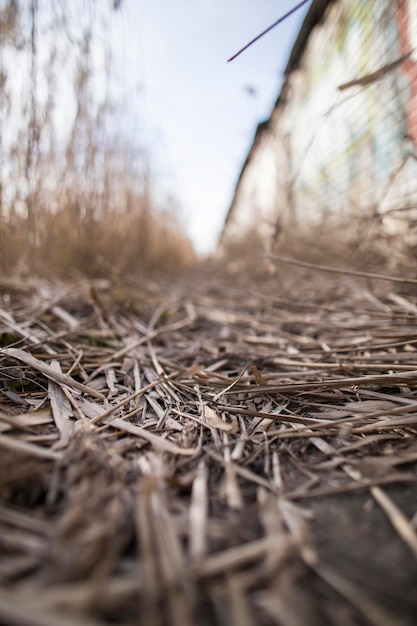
1,261 -> 417,626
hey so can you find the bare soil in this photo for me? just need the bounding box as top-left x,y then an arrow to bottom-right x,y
0,261 -> 417,626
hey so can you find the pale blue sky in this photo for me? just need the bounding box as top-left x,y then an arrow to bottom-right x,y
111,1 -> 312,253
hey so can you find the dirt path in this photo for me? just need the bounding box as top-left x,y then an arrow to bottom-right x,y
0,264 -> 417,625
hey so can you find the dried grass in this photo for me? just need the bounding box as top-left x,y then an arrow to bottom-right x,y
0,170 -> 195,279
1,259 -> 417,625
0,1 -> 195,279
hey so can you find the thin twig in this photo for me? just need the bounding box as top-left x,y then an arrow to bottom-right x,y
269,253 -> 417,284
227,0 -> 310,62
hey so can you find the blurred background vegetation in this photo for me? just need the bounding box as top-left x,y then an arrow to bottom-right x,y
0,0 -> 195,278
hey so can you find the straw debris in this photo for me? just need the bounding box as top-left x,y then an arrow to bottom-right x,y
1,263 -> 417,625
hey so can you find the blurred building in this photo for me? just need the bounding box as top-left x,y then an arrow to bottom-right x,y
219,0 -> 417,253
